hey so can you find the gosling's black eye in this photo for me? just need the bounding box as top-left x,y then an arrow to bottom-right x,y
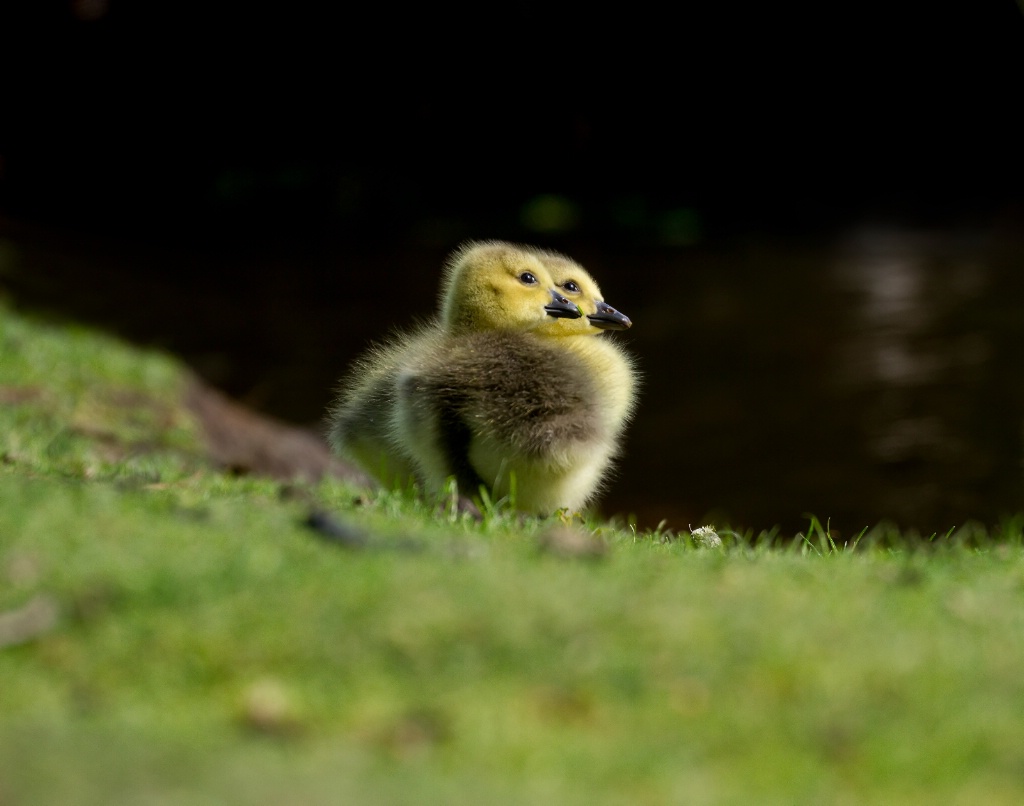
519,272 -> 538,285
561,280 -> 581,294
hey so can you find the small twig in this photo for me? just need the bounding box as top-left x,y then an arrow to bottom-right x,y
303,509 -> 426,553
304,510 -> 370,549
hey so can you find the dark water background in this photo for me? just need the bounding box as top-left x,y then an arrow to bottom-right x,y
3,216 -> 1022,535
2,0 -> 1023,534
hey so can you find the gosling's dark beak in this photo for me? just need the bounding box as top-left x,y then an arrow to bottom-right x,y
588,300 -> 632,330
545,290 -> 583,319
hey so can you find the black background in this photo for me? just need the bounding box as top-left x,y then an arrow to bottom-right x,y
3,1 -> 1023,531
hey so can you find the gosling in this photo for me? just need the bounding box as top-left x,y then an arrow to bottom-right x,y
327,240 -> 638,516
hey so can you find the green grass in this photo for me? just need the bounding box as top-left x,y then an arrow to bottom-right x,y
3,299 -> 1024,805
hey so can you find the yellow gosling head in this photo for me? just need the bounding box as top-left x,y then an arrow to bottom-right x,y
440,241 -> 582,335
536,250 -> 632,336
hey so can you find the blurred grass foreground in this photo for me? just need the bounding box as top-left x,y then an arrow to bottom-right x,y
3,299 -> 1024,805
